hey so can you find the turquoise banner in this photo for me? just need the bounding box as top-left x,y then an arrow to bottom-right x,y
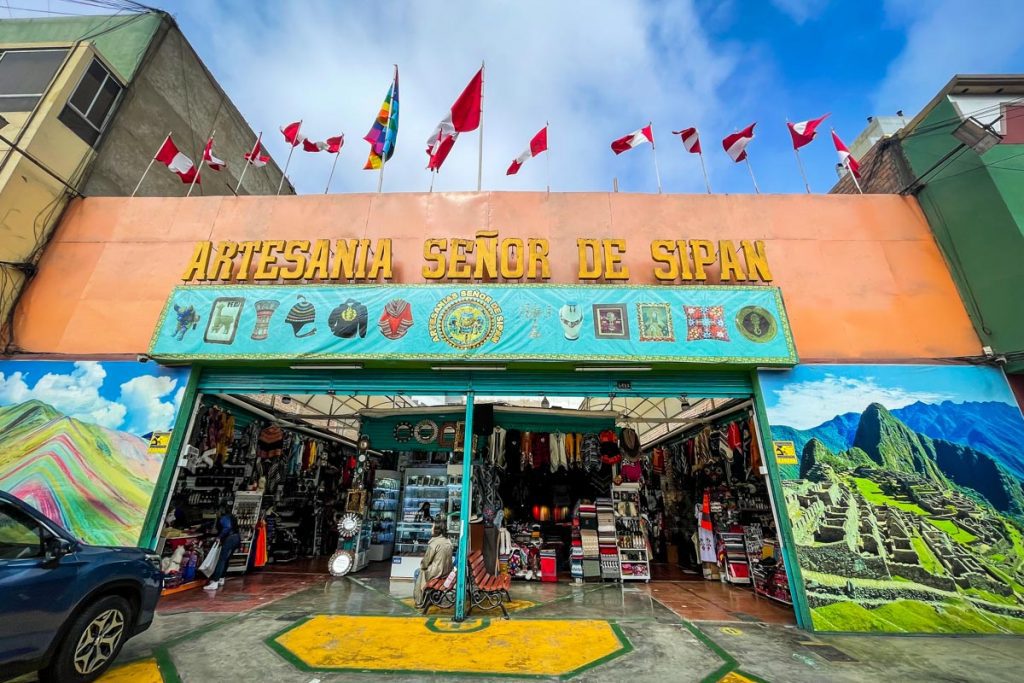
149,284 -> 796,365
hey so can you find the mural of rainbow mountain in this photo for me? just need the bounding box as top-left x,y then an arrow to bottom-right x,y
760,365 -> 1024,634
0,399 -> 163,546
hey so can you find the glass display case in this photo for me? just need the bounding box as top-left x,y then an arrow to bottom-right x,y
391,466 -> 448,579
368,471 -> 399,562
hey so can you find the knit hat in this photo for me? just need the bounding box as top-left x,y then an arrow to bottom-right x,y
620,427 -> 640,457
285,295 -> 317,337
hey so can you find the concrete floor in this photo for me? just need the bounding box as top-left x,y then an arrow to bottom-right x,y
13,570 -> 1024,682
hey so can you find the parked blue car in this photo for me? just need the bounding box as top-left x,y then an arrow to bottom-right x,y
0,491 -> 162,682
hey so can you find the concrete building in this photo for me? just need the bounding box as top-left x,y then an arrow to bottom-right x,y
0,11 -> 291,351
831,75 -> 1024,388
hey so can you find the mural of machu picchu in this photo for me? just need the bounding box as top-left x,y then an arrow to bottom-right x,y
760,365 -> 1024,634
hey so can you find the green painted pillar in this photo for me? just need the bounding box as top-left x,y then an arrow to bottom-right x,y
453,392 -> 475,621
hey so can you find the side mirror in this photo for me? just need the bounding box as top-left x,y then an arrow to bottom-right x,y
42,537 -> 74,567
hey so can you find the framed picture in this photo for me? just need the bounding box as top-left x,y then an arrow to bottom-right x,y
637,302 -> 675,342
592,303 -> 629,340
453,421 -> 467,453
204,297 -> 245,345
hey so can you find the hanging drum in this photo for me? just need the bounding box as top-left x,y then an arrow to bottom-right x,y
328,549 -> 355,577
337,512 -> 363,539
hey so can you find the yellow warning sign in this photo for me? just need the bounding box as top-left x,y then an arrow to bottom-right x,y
774,440 -> 797,465
148,431 -> 171,455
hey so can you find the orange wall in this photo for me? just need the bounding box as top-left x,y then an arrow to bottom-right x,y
13,192 -> 981,361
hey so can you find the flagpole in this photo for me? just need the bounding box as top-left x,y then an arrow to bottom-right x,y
277,119 -> 301,196
132,131 -> 171,197
697,151 -> 712,193
649,122 -> 663,194
793,146 -> 811,193
477,60 -> 484,192
429,170 -> 436,193
325,151 -> 341,194
545,121 -> 550,193
187,128 -> 212,198
745,156 -> 760,194
848,163 -> 864,194
236,131 -> 260,195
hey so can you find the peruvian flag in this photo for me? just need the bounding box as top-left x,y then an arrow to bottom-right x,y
506,126 -> 548,175
302,139 -> 327,152
155,135 -> 198,184
202,137 -> 225,170
672,127 -> 701,154
324,134 -> 344,154
280,121 -> 305,147
788,114 -> 829,150
425,68 -> 483,171
722,123 -> 756,162
832,130 -> 860,178
610,124 -> 654,154
426,123 -> 458,171
244,134 -> 269,167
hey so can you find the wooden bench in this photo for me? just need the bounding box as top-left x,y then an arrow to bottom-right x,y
419,550 -> 512,618
467,550 -> 511,619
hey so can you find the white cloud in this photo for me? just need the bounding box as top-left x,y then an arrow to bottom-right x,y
118,375 -> 182,435
770,0 -> 829,24
767,374 -> 951,430
873,0 -> 1024,115
0,361 -> 126,429
170,0 -> 739,194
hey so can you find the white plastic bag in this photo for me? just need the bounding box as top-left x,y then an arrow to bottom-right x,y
199,541 -> 221,577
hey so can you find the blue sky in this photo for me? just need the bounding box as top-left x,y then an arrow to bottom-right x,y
0,360 -> 188,435
15,1 -> 1024,194
760,364 -> 1019,430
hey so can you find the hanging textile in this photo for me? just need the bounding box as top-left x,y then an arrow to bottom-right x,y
254,519 -> 268,568
697,492 -> 716,562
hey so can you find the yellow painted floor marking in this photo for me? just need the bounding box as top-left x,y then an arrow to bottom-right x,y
97,658 -> 163,683
719,672 -> 756,683
398,597 -> 537,613
276,615 -> 626,676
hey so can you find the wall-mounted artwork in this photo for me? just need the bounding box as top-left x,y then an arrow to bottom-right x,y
760,364 -> 1024,634
0,360 -> 190,546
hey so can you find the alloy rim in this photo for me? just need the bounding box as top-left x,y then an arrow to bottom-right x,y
72,608 -> 125,675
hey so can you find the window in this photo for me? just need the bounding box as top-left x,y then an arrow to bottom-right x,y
0,502 -> 45,560
0,48 -> 66,112
58,58 -> 123,147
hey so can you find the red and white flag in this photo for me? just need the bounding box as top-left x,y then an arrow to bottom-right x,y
302,139 -> 327,152
202,137 -> 225,170
425,68 -> 483,171
244,134 -> 270,167
722,123 -> 756,162
155,135 -> 199,184
832,130 -> 860,178
506,126 -> 548,175
672,127 -> 701,154
280,121 -> 305,147
611,125 -> 654,154
788,114 -> 829,150
324,134 -> 344,154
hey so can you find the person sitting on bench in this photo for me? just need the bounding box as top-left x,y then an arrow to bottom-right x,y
413,517 -> 453,608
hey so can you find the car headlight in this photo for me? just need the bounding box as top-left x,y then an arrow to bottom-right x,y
145,552 -> 162,573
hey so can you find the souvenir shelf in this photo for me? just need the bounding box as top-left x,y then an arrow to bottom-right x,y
596,497 -> 620,580
718,532 -> 751,585
612,483 -> 650,582
226,491 -> 263,575
749,536 -> 792,605
577,503 -> 600,581
368,471 -> 399,562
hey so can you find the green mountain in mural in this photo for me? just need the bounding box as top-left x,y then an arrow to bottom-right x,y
0,399 -> 160,547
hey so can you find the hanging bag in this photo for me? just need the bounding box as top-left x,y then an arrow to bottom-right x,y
199,540 -> 221,577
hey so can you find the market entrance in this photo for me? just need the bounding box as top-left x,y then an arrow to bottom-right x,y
152,368 -> 799,626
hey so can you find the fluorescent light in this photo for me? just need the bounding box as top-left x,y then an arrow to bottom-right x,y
290,364 -> 364,370
575,366 -> 652,372
430,365 -> 507,371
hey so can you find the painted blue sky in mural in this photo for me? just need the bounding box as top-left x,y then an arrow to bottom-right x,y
760,364 -> 1019,431
0,361 -> 188,436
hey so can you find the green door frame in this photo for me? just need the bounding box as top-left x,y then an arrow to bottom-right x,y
141,364 -> 810,629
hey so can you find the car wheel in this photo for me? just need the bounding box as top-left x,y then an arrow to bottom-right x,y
39,595 -> 133,683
